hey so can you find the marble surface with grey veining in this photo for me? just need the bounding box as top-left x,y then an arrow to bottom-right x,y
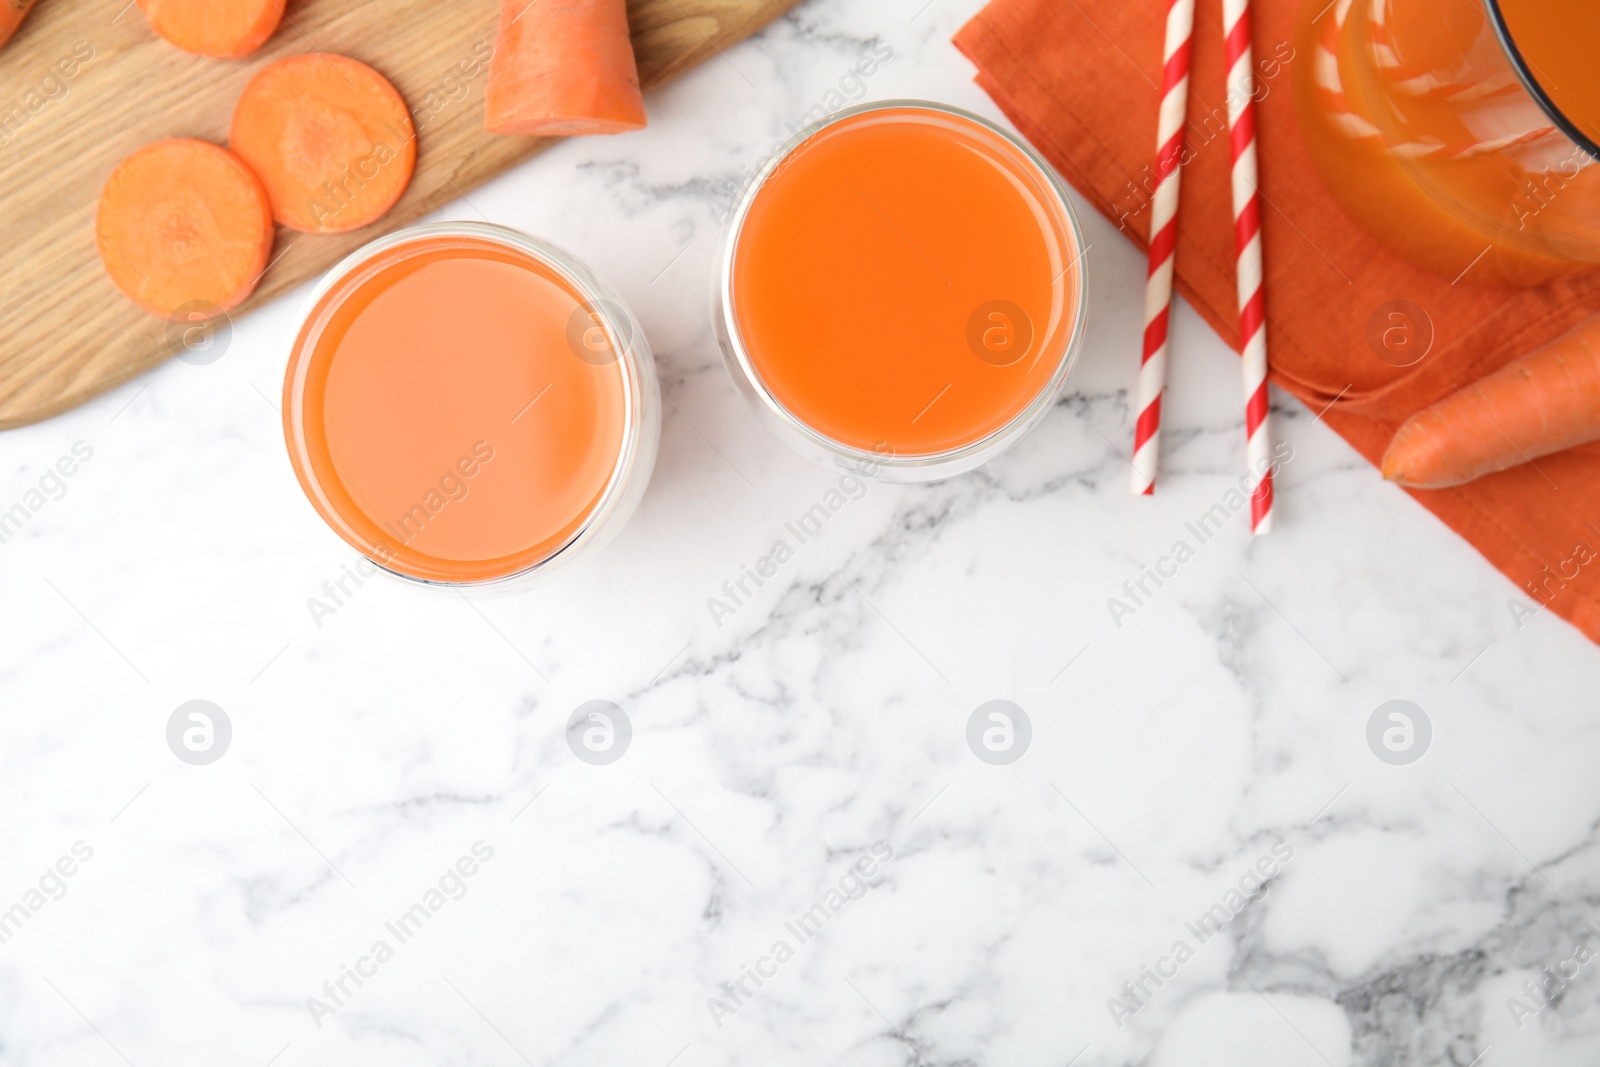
2,2 -> 1599,1066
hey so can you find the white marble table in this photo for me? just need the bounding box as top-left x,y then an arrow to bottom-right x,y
4,2 -> 1599,1065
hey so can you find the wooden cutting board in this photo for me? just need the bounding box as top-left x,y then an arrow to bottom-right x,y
0,0 -> 798,429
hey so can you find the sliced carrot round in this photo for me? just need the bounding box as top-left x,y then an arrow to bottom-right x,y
0,0 -> 40,51
230,53 -> 417,234
96,138 -> 274,318
138,0 -> 285,59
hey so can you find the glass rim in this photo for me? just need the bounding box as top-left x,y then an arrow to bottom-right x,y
282,221 -> 649,589
716,99 -> 1089,471
1483,0 -> 1600,162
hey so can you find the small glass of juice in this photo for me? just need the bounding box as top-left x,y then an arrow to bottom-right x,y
283,223 -> 660,586
716,101 -> 1087,482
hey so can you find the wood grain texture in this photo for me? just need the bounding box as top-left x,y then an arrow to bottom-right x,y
0,0 -> 798,429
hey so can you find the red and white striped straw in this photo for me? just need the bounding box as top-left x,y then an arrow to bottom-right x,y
1222,0 -> 1275,534
1131,0 -> 1196,496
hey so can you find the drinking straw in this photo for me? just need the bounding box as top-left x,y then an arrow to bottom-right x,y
1222,0 -> 1275,534
1130,0 -> 1196,496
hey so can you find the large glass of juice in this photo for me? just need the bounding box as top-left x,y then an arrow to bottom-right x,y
716,101 -> 1087,482
283,223 -> 660,586
1294,0 -> 1600,286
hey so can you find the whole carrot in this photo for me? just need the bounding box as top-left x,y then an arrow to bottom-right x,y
0,0 -> 38,50
1382,312 -> 1600,489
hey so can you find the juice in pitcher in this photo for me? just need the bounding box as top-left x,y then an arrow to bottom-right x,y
1295,0 -> 1600,285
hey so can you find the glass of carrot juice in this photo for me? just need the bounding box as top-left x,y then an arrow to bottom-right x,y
282,223 -> 660,586
716,101 -> 1088,482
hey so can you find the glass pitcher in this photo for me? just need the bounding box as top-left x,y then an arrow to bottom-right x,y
1294,0 -> 1600,286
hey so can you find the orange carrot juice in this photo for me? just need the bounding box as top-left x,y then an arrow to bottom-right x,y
1294,0 -> 1600,285
284,225 -> 657,584
1493,0 -> 1600,151
720,103 -> 1084,478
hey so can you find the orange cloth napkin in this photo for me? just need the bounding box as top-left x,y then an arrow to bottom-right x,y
955,0 -> 1600,643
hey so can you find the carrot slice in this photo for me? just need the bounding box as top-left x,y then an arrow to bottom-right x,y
138,0 -> 284,59
230,53 -> 417,234
485,0 -> 647,137
96,138 -> 274,318
0,0 -> 39,50
1382,313 -> 1600,489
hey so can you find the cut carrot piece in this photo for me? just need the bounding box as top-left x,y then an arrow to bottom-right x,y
138,0 -> 284,59
0,0 -> 39,50
96,138 -> 274,318
1382,313 -> 1600,489
230,53 -> 416,234
486,0 -> 647,137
